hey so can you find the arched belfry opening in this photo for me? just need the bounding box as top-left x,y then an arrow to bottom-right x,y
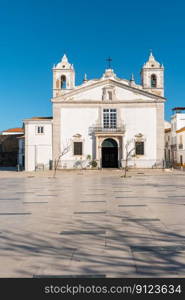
101,138 -> 118,168
61,75 -> 67,89
151,74 -> 157,88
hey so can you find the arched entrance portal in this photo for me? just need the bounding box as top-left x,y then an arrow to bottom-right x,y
101,138 -> 118,168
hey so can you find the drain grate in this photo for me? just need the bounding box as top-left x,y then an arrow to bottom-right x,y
115,196 -> 136,198
131,245 -> 185,252
37,194 -> 57,197
84,194 -> 106,196
122,218 -> 160,222
16,192 -> 34,194
88,189 -> 105,191
0,198 -> 20,201
60,230 -> 105,235
23,202 -> 48,204
168,195 -> 185,198
80,201 -> 106,203
118,205 -> 147,207
0,213 -> 31,215
114,191 -> 132,193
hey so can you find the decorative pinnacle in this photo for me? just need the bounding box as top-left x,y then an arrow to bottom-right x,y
130,73 -> 135,81
106,57 -> 112,69
62,54 -> 68,62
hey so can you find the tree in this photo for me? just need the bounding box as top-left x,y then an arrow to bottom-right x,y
53,141 -> 71,177
123,140 -> 135,178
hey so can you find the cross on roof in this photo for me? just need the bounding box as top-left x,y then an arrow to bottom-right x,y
106,57 -> 112,69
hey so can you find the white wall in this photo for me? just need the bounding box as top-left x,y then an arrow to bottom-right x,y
72,85 -> 154,102
121,107 -> 157,167
25,121 -> 52,171
176,113 -> 185,130
171,113 -> 185,133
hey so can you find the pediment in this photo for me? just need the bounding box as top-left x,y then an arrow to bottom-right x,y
52,78 -> 165,103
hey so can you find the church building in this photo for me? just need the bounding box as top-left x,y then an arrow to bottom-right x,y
22,52 -> 165,171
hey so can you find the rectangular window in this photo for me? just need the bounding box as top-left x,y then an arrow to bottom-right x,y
36,126 -> 44,134
135,141 -> 144,155
168,149 -> 170,161
73,142 -> 82,155
103,108 -> 117,128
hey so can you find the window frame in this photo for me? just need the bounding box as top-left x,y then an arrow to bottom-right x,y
35,126 -> 44,135
135,141 -> 145,156
73,141 -> 83,156
61,75 -> 67,89
151,74 -> 157,88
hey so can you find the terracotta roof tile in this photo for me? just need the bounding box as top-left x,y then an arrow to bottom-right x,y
165,128 -> 171,133
31,116 -> 52,120
176,127 -> 185,133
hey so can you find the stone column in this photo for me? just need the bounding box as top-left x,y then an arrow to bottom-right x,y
156,102 -> 164,167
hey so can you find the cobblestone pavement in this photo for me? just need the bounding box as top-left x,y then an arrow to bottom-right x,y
0,169 -> 185,277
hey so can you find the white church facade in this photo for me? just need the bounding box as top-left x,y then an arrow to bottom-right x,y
21,52 -> 166,171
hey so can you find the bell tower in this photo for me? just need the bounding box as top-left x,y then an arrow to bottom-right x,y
52,54 -> 75,97
141,51 -> 164,97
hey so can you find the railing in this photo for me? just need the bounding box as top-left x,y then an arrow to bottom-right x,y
89,124 -> 125,134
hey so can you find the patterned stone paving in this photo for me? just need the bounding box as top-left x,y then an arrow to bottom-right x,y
0,169 -> 185,277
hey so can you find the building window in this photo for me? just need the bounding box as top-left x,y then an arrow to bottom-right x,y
73,142 -> 83,155
103,109 -> 117,128
151,74 -> 157,88
135,141 -> 144,155
180,155 -> 183,166
108,91 -> 112,100
36,126 -> 44,134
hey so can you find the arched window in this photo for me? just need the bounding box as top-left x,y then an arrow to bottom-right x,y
108,91 -> 112,100
61,75 -> 66,89
151,74 -> 157,88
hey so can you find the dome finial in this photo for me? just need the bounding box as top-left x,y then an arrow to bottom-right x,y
83,73 -> 88,82
130,73 -> 135,87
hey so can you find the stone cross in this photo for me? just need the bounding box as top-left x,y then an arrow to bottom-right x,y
106,57 -> 112,69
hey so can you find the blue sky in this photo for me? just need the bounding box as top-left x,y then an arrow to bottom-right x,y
0,0 -> 185,130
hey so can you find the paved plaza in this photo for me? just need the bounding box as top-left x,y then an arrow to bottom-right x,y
0,169 -> 185,277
